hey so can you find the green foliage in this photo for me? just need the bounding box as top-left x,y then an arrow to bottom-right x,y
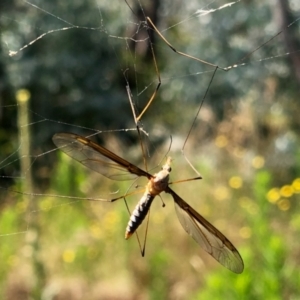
194,169 -> 299,300
1,133 -> 300,299
0,0 -> 300,299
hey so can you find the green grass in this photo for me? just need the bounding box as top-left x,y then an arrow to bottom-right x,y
1,145 -> 300,299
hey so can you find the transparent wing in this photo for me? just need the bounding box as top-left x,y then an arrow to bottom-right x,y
52,133 -> 152,181
167,188 -> 244,274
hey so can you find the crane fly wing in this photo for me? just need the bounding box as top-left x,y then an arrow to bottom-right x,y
167,188 -> 244,274
52,133 -> 152,181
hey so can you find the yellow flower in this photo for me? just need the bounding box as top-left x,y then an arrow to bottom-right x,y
214,186 -> 230,201
292,178 -> 300,193
266,188 -> 280,203
252,156 -> 265,169
229,176 -> 243,189
280,185 -> 294,198
277,199 -> 290,211
63,249 -> 75,263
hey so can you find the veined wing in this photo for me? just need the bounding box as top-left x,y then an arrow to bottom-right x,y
52,133 -> 152,181
167,187 -> 244,274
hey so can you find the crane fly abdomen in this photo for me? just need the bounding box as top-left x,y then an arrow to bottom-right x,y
125,193 -> 155,239
125,159 -> 171,239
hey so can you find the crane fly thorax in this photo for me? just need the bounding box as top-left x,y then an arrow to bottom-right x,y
147,157 -> 172,196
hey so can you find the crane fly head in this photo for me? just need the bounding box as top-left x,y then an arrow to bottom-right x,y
162,157 -> 172,173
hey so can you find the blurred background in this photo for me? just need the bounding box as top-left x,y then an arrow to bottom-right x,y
0,0 -> 299,299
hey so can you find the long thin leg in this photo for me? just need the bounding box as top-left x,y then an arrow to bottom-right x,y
146,17 -> 225,70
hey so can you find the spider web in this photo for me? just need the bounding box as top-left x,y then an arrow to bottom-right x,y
0,0 -> 299,298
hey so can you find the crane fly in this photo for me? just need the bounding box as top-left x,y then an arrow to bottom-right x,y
52,132 -> 244,274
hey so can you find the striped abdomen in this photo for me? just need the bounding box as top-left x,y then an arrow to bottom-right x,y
125,193 -> 154,239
